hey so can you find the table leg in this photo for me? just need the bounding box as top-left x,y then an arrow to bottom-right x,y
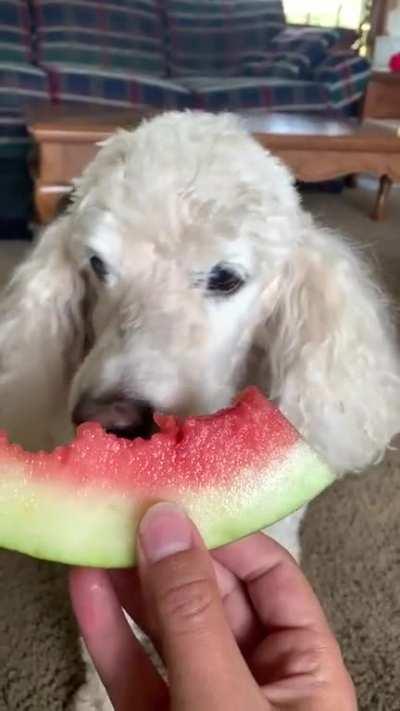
371,175 -> 392,221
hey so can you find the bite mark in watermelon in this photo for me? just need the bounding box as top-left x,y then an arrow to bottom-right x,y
0,388 -> 334,567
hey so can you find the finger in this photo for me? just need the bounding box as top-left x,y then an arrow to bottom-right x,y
137,502 -> 265,711
109,567 -> 165,674
213,533 -> 329,632
110,562 -> 240,637
212,558 -> 263,653
253,628 -> 357,711
111,558 -> 261,656
69,568 -> 168,711
213,535 -> 356,709
108,568 -> 149,630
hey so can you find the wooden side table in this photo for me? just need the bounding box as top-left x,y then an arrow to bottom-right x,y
361,70 -> 400,219
27,105 -> 400,224
362,71 -> 400,119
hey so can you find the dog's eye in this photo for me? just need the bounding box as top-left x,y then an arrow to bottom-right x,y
89,255 -> 108,280
207,265 -> 244,296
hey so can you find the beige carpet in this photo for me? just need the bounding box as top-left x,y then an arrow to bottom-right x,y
0,185 -> 400,710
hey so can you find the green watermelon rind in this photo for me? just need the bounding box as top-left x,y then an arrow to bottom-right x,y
0,440 -> 334,567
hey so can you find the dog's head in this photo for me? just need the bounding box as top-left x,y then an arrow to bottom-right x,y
65,112 -> 302,434
1,111 -> 399,471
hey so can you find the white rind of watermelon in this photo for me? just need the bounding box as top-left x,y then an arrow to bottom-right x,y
0,449 -> 333,568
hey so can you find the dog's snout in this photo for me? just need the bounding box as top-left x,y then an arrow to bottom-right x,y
72,394 -> 155,439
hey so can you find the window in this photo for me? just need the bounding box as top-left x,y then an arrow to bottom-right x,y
283,0 -> 366,30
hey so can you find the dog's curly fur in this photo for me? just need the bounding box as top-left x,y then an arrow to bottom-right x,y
1,111 -> 400,710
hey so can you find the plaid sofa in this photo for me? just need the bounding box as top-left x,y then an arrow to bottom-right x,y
1,0 -> 370,229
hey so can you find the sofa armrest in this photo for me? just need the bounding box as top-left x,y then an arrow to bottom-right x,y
314,51 -> 371,110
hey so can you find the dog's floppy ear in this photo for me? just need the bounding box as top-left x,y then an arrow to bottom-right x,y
0,216 -> 85,449
261,218 -> 400,474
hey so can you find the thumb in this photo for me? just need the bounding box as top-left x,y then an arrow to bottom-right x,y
137,502 -> 263,711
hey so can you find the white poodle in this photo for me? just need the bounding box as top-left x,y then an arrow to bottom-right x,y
1,111 -> 399,710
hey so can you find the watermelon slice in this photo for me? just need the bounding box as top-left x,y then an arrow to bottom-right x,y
0,387 -> 334,568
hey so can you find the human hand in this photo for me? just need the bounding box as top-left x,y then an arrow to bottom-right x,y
70,502 -> 357,711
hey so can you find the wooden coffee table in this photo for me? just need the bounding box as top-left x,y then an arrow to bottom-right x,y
27,103 -> 400,224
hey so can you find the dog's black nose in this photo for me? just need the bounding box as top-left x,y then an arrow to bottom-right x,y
72,394 -> 155,439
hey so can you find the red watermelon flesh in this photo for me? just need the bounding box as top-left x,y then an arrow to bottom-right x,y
0,387 -> 334,567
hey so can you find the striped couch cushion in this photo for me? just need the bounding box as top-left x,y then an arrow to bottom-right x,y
0,0 -> 33,63
33,0 -> 166,76
181,76 -> 328,112
184,49 -> 370,113
165,0 -> 285,77
46,64 -> 192,109
0,61 -> 49,108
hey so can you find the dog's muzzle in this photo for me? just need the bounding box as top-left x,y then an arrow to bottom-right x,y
72,394 -> 155,439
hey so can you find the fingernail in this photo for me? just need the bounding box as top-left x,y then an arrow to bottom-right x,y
138,502 -> 193,564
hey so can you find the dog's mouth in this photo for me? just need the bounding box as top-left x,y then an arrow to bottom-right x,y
106,414 -> 160,441
73,398 -> 160,441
